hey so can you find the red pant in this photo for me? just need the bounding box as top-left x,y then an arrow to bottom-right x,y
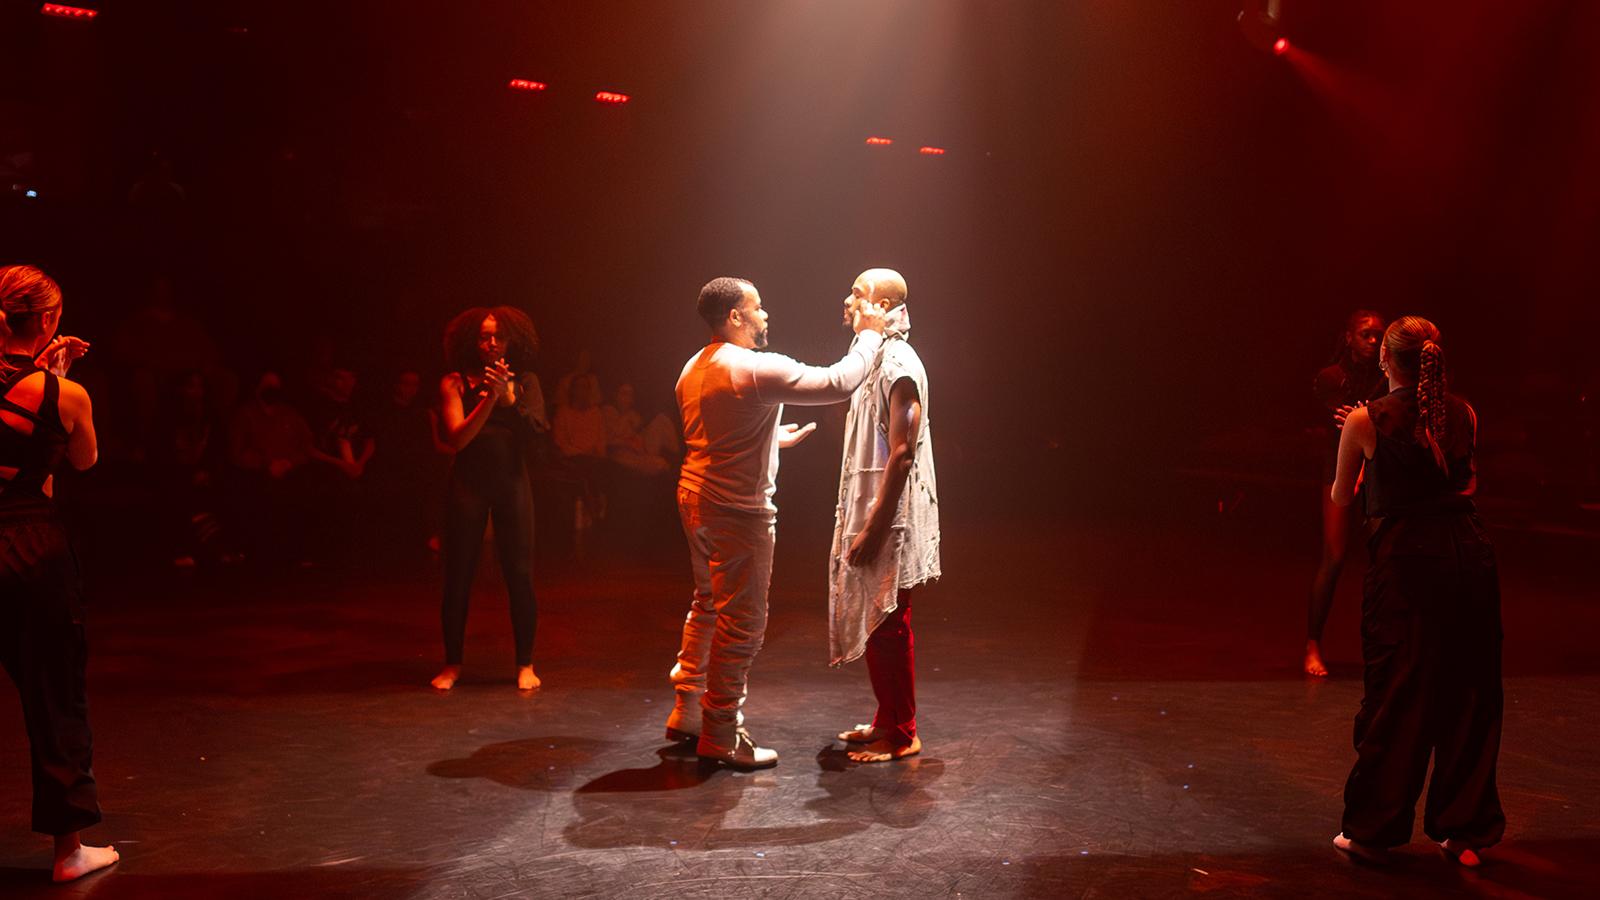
867,589 -> 916,747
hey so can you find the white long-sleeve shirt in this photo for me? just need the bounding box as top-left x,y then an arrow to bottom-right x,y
676,331 -> 884,514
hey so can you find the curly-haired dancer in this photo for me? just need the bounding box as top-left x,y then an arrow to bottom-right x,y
431,307 -> 548,692
1306,310 -> 1387,677
0,266 -> 117,881
1330,317 -> 1504,866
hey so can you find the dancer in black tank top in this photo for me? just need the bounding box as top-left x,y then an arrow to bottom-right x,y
0,266 -> 118,882
430,307 -> 548,692
1305,310 -> 1386,677
1329,316 -> 1504,867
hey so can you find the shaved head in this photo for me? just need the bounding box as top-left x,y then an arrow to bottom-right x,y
852,268 -> 908,308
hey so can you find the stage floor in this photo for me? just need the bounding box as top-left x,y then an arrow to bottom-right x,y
2,493 -> 1596,898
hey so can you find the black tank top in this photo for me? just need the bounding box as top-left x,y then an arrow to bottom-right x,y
1363,386 -> 1476,519
0,355 -> 69,504
453,375 -> 528,481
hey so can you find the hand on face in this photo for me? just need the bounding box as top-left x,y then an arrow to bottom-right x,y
851,298 -> 888,335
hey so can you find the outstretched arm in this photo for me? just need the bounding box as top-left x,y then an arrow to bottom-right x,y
750,332 -> 884,406
848,377 -> 921,566
750,301 -> 887,406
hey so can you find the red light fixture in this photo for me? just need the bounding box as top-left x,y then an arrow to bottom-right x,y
919,146 -> 946,156
865,136 -> 894,146
1273,37 -> 1289,55
595,91 -> 630,104
40,3 -> 98,19
508,79 -> 548,92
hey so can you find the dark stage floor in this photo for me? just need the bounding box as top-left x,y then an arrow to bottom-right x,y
2,483 -> 1597,899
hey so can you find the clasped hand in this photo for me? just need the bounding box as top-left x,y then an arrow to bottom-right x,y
35,335 -> 90,375
483,359 -> 516,406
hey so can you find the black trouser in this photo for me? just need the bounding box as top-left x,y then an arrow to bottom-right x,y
0,508 -> 101,836
441,463 -> 537,666
1341,514 -> 1504,848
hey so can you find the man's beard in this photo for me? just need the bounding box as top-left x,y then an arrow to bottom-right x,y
754,328 -> 768,349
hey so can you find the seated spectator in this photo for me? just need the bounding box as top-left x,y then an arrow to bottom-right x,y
152,371 -> 237,567
366,370 -> 451,559
301,365 -> 374,564
552,375 -> 609,533
554,376 -> 607,460
604,382 -> 672,476
553,348 -> 599,411
227,371 -> 316,566
305,365 -> 373,479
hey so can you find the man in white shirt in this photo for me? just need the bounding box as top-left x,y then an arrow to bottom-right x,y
666,276 -> 887,769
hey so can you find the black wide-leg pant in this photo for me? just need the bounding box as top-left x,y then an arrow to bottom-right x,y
1341,514 -> 1505,849
440,464 -> 537,666
0,512 -> 101,836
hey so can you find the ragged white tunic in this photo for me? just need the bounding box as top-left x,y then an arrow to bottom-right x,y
828,306 -> 940,666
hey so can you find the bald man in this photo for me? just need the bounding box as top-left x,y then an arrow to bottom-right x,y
829,268 -> 941,763
666,276 -> 887,769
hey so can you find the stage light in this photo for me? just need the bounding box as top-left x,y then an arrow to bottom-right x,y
595,91 -> 630,104
1237,0 -> 1287,55
865,136 -> 894,146
40,3 -> 98,19
919,146 -> 946,156
25,190 -> 38,199
509,79 -> 548,92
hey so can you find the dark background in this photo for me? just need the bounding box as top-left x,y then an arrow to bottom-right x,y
3,0 -> 1597,519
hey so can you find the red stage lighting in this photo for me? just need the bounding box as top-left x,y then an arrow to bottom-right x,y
919,146 -> 946,156
595,91 -> 630,105
508,79 -> 548,92
1273,37 -> 1290,55
40,3 -> 98,19
865,137 -> 894,146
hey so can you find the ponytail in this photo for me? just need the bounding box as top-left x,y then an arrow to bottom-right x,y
1382,316 -> 1450,471
1414,339 -> 1448,471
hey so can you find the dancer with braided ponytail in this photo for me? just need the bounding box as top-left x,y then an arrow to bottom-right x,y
0,266 -> 118,881
1329,317 -> 1504,867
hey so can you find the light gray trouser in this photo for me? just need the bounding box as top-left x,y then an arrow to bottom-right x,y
668,488 -> 775,753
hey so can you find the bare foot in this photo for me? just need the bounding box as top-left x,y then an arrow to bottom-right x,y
52,841 -> 119,882
516,666 -> 541,691
1305,640 -> 1329,677
431,665 -> 461,690
848,735 -> 921,763
1440,839 -> 1482,867
837,723 -> 877,743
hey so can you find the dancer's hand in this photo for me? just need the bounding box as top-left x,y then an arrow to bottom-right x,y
847,522 -> 889,567
1333,401 -> 1366,430
777,421 -> 816,449
852,300 -> 887,335
35,335 -> 90,375
484,360 -> 516,406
